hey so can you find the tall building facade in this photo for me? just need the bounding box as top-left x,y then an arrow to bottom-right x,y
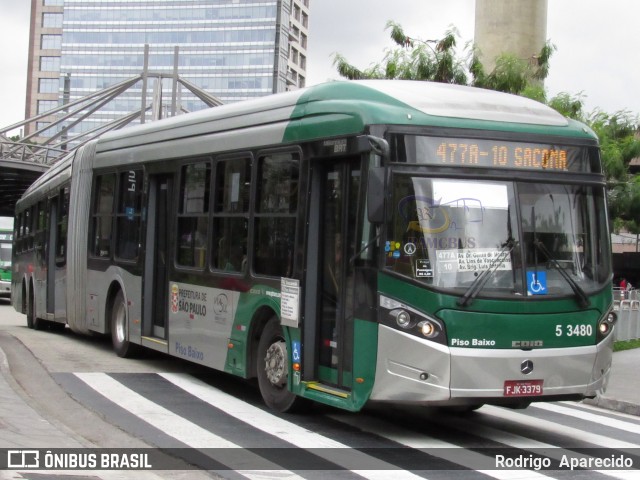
25,0 -> 310,138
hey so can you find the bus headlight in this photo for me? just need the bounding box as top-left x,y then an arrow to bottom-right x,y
390,309 -> 413,329
596,310 -> 617,342
381,296 -> 447,345
418,320 -> 438,338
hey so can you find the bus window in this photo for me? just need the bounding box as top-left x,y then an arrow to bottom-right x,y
213,158 -> 250,272
254,153 -> 299,277
116,170 -> 143,261
177,161 -> 211,268
56,186 -> 70,261
91,174 -> 116,258
35,201 -> 46,251
26,208 -> 33,251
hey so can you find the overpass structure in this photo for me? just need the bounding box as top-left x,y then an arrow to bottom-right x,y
0,54 -> 223,218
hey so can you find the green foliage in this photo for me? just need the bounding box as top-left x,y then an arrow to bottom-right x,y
334,21 -> 553,96
471,42 -> 555,95
586,110 -> 640,230
614,338 -> 640,351
541,95 -> 640,232
333,22 -> 468,84
548,92 -> 585,121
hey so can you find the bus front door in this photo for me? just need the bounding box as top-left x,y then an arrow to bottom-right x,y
143,174 -> 172,342
314,160 -> 362,391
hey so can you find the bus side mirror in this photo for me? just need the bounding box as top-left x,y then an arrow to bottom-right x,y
367,166 -> 385,224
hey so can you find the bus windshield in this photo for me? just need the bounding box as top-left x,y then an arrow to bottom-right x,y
385,175 -> 611,299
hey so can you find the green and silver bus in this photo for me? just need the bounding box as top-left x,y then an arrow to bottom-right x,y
0,218 -> 13,299
12,80 -> 615,412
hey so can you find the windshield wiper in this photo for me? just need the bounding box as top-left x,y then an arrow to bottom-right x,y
532,239 -> 590,309
458,239 -> 516,307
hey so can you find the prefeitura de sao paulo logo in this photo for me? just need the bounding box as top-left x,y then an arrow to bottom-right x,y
171,283 -> 179,313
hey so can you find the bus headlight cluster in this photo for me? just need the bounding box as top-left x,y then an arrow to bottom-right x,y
386,306 -> 446,344
596,310 -> 617,342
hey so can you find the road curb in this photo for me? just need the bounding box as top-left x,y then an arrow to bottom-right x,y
582,395 -> 640,416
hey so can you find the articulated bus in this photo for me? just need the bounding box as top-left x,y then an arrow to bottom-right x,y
12,80 -> 615,412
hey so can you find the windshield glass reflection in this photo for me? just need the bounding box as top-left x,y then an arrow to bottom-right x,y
385,176 -> 610,299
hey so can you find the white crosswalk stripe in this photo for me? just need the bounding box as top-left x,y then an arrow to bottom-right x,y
330,410 -> 639,480
69,372 -> 640,480
160,373 -> 428,480
75,372 -> 304,480
480,405 -> 639,449
531,402 -> 640,434
328,412 -> 549,480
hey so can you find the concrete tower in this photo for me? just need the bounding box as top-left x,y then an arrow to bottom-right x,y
474,0 -> 548,73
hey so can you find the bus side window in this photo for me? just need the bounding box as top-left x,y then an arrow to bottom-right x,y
35,201 -> 46,252
91,173 -> 116,258
176,161 -> 211,269
253,152 -> 299,277
213,157 -> 250,272
56,185 -> 70,262
116,170 -> 143,262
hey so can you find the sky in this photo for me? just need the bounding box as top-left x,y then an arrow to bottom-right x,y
1,0 -> 640,136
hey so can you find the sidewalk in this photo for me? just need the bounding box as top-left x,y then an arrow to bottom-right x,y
0,345 -> 84,449
583,348 -> 640,416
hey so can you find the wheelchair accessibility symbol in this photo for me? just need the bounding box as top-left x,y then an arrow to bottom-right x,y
291,341 -> 301,362
527,271 -> 547,295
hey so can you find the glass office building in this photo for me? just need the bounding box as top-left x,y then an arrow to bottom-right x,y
25,0 -> 310,138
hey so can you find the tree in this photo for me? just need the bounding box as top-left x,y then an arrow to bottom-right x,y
333,22 -> 468,84
589,110 -> 640,232
333,21 -> 553,96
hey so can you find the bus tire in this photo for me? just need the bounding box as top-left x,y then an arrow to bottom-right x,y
257,318 -> 306,413
26,286 -> 44,330
111,290 -> 139,358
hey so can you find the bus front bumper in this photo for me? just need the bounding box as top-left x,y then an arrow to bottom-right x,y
369,325 -> 613,406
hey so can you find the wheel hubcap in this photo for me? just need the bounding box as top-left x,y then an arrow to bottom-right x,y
264,340 -> 287,386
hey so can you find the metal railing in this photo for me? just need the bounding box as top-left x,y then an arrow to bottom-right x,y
612,288 -> 640,341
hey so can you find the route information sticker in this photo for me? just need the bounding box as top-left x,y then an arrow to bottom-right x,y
436,248 -> 512,273
280,277 -> 300,328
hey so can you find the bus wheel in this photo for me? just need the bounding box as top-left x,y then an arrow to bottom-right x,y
26,287 -> 43,330
257,318 -> 305,413
111,291 -> 138,358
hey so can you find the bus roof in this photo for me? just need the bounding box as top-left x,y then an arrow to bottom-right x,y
96,80 -> 595,154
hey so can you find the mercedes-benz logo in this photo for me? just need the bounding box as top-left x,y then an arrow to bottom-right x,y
521,359 -> 534,375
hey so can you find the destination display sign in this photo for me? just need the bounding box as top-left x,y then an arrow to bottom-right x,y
400,135 -> 594,173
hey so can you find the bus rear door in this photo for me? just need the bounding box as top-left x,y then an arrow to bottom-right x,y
142,173 -> 173,347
